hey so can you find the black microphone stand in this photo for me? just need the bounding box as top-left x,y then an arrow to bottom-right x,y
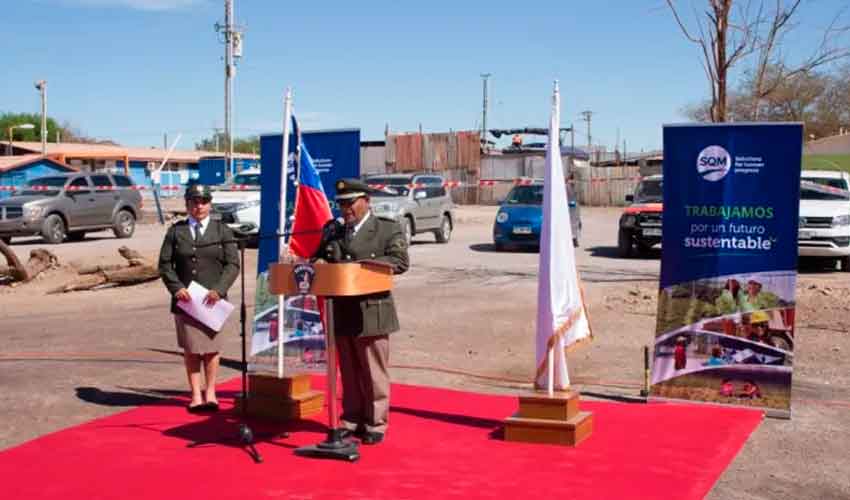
189,228 -> 289,464
234,233 -> 265,463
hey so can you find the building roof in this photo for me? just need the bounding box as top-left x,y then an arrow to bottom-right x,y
9,141 -> 258,163
0,154 -> 76,173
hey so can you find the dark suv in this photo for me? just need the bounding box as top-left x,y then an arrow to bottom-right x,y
0,172 -> 142,244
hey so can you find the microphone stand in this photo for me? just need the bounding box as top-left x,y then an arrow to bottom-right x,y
189,229 -> 289,464
234,233 -> 266,463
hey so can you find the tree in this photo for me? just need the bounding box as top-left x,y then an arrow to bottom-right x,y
195,132 -> 259,154
0,112 -> 115,147
684,64 -> 850,138
0,112 -> 64,144
667,0 -> 850,122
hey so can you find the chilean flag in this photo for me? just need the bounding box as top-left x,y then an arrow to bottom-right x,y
289,117 -> 333,258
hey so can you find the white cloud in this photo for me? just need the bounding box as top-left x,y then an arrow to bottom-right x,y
57,0 -> 207,11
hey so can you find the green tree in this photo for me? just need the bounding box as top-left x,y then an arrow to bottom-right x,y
0,112 -> 63,144
195,132 -> 259,155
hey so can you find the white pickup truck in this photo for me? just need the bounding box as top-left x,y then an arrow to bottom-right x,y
210,168 -> 262,242
798,170 -> 850,271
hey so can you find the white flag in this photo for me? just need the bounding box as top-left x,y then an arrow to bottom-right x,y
535,81 -> 591,391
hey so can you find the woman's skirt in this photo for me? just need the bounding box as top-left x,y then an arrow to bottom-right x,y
174,313 -> 223,354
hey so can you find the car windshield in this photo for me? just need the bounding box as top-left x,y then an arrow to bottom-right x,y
635,179 -> 663,203
800,179 -> 850,201
505,185 -> 544,205
19,176 -> 67,196
230,173 -> 261,186
366,177 -> 410,197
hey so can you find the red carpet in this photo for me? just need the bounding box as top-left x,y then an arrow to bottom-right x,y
1,378 -> 761,499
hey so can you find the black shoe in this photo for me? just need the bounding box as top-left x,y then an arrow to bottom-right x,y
201,401 -> 219,412
337,428 -> 357,440
360,431 -> 384,445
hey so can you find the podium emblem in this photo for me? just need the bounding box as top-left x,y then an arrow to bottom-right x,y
293,263 -> 316,295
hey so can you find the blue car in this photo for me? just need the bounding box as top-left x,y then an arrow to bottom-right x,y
492,180 -> 582,251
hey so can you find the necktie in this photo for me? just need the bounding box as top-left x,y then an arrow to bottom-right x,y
194,222 -> 202,244
345,225 -> 355,245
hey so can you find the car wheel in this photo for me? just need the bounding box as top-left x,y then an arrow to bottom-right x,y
617,229 -> 633,257
41,214 -> 66,244
434,215 -> 451,243
0,236 -> 10,245
67,231 -> 86,242
841,256 -> 850,272
402,216 -> 413,246
112,209 -> 136,239
636,241 -> 653,256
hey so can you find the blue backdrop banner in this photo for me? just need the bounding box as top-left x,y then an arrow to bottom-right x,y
651,123 -> 802,416
249,129 -> 360,371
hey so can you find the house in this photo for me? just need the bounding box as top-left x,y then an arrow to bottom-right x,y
0,155 -> 76,199
5,141 -> 258,196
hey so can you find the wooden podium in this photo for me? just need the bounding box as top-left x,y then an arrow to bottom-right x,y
503,390 -> 593,446
267,261 -> 394,461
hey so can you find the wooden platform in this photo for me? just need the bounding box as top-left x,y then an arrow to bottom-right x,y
503,390 -> 593,446
236,373 -> 324,421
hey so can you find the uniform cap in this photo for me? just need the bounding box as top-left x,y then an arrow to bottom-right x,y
335,178 -> 372,201
184,183 -> 212,201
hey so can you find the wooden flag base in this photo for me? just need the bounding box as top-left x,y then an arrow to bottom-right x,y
503,391 -> 593,446
234,373 -> 324,421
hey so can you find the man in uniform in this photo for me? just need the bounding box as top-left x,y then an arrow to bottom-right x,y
314,178 -> 409,444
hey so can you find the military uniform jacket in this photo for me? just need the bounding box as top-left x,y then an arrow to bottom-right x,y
316,213 -> 409,337
158,218 -> 240,314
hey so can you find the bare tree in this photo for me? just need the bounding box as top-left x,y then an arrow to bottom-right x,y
667,0 -> 850,122
749,1 -> 850,119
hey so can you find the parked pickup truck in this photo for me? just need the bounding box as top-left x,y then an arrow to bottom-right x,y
211,168 -> 262,242
798,170 -> 850,271
617,175 -> 663,257
0,172 -> 141,244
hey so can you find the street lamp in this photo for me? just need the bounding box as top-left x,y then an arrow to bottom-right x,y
34,80 -> 47,154
7,123 -> 35,156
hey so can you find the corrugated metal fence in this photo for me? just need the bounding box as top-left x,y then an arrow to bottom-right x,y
572,165 -> 640,206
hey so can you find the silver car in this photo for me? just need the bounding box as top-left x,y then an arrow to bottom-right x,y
365,173 -> 455,244
0,172 -> 142,244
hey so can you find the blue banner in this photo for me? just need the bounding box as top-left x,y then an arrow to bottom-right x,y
651,123 -> 802,416
249,129 -> 360,371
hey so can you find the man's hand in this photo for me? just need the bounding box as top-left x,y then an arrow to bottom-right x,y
175,288 -> 191,302
203,289 -> 221,306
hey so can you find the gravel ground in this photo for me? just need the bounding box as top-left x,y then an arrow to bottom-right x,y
1,204 -> 848,499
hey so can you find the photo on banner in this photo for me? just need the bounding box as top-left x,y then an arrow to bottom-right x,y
651,123 -> 803,416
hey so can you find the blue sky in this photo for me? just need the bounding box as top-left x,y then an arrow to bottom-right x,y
3,0 -> 848,152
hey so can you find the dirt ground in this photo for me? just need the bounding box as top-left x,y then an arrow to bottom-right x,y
1,204 -> 849,499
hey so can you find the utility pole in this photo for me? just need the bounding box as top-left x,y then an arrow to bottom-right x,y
580,110 -> 593,155
216,0 -> 244,182
570,122 -> 575,152
480,73 -> 491,152
35,80 -> 47,154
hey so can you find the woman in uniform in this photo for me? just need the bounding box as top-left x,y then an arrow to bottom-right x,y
158,183 -> 239,413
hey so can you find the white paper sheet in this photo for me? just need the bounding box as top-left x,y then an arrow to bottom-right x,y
176,281 -> 235,332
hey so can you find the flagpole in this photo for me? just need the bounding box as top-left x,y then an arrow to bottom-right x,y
277,87 -> 293,379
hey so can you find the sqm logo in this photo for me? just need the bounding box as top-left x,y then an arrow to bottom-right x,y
696,145 -> 731,181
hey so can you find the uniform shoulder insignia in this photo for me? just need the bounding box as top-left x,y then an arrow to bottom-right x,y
376,215 -> 398,223
170,218 -> 190,228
